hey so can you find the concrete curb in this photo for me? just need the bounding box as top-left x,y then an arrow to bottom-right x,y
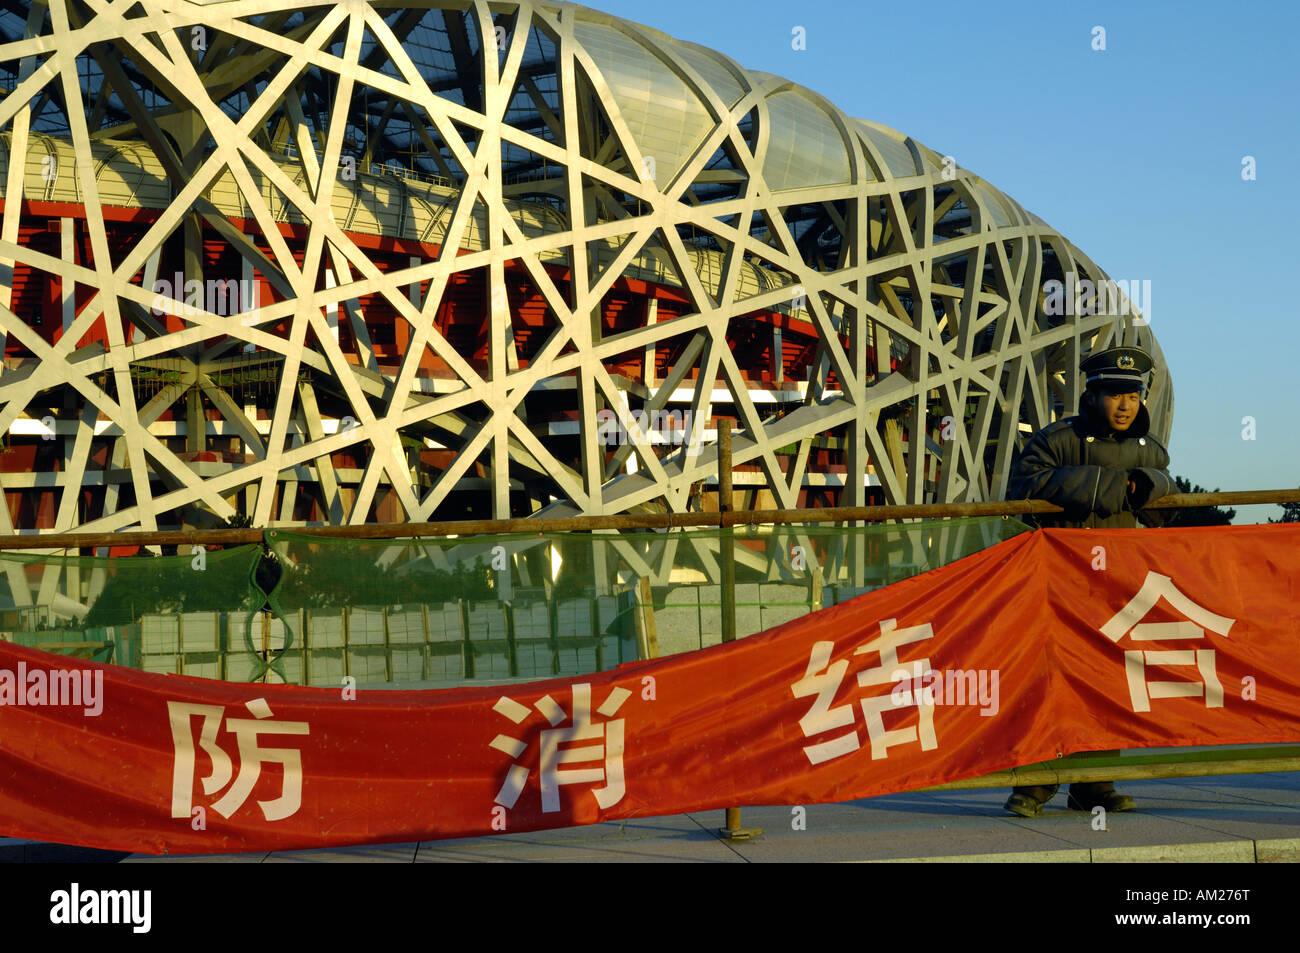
863,837 -> 1300,863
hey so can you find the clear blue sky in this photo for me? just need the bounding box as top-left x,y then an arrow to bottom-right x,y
583,0 -> 1300,522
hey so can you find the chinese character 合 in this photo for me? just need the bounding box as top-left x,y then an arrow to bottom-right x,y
1100,571 -> 1235,712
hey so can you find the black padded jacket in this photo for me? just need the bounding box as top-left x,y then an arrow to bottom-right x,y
1007,398 -> 1176,529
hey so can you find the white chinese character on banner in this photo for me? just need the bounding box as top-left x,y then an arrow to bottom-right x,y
791,641 -> 859,765
490,683 -> 631,813
855,619 -> 938,759
169,698 -> 310,822
791,618 -> 938,765
1100,571 -> 1235,712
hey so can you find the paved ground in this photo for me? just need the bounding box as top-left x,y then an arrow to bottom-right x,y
82,771 -> 1300,863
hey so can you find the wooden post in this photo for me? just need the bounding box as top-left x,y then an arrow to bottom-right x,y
589,596 -> 602,672
505,601 -> 518,677
718,423 -> 761,841
302,608 -> 312,686
459,600 -> 474,679
546,585 -> 560,676
633,575 -> 659,660
382,604 -> 393,683
719,425 -> 736,646
420,603 -> 431,681
342,606 -> 351,680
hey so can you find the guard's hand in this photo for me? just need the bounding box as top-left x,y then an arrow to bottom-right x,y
1127,471 -> 1154,508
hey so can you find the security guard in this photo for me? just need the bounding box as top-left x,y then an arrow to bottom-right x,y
1003,345 -> 1176,817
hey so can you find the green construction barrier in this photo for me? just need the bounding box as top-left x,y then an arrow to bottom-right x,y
263,516 -> 1032,688
0,517 -> 1031,687
0,544 -> 267,678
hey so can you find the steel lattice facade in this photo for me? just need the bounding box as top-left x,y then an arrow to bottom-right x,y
0,0 -> 1170,533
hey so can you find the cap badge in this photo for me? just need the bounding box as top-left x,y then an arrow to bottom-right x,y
1117,355 -> 1136,370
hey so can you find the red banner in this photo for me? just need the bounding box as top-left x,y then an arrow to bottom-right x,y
2,524 -> 1299,855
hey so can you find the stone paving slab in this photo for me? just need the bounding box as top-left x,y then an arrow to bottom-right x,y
414,814 -> 738,864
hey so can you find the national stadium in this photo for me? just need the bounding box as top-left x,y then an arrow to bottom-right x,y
0,0 -> 1170,534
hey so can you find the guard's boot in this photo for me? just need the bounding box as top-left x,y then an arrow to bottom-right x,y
1067,781 -> 1136,812
1004,784 -> 1058,818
